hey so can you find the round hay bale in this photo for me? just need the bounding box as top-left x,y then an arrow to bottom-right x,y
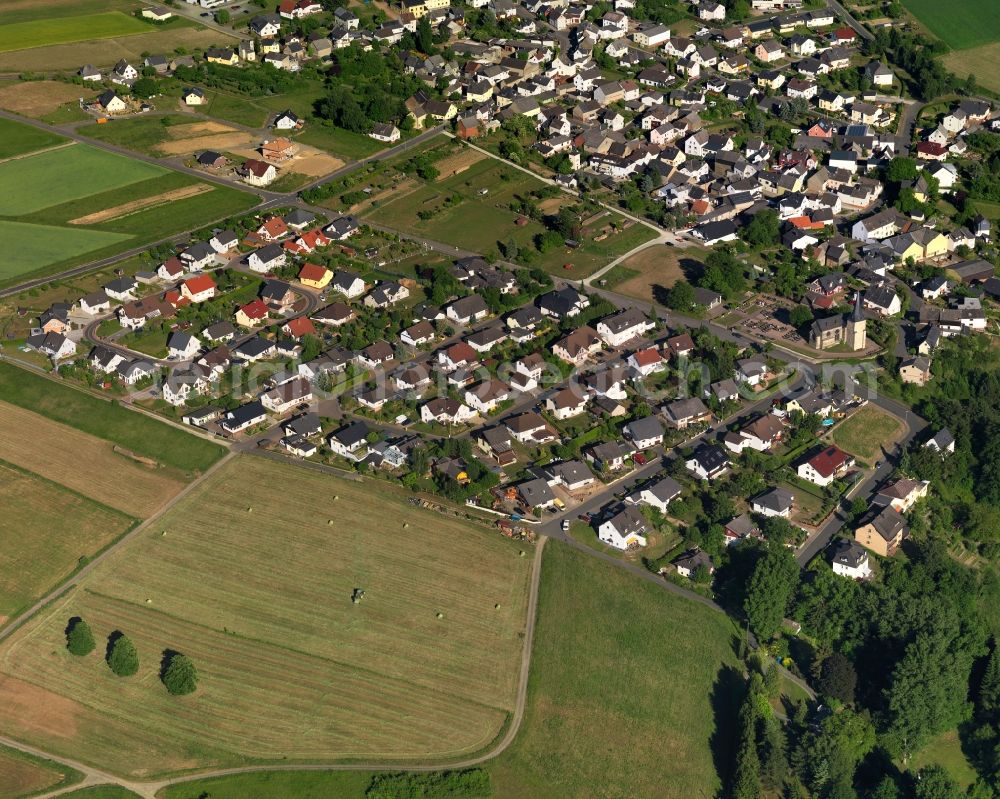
495,603 -> 501,610
145,598 -> 152,604
436,612 -> 444,619
247,506 -> 253,512
403,522 -> 409,529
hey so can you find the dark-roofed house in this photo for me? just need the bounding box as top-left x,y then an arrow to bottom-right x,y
631,476 -> 682,513
855,505 -> 907,557
598,506 -> 648,550
686,444 -> 730,480
751,487 -> 795,518
832,540 -> 872,579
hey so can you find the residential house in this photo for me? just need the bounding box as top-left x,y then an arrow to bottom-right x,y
855,505 -> 907,557
798,445 -> 853,487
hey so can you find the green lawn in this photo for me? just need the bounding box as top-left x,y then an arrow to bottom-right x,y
0,117 -> 66,159
901,0 -> 1000,49
489,542 -> 742,799
202,90 -> 270,128
78,115 -> 193,156
0,362 -> 225,475
297,124 -> 384,161
831,405 -> 904,462
0,12 -> 150,53
0,144 -> 165,215
0,220 -> 131,280
909,730 -> 979,789
364,158 -> 655,276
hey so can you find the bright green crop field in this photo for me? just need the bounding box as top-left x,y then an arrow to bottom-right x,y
0,117 -> 66,160
0,144 -> 165,216
902,0 -> 1000,50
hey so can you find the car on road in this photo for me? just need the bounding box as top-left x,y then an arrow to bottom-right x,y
578,513 -> 592,523
200,11 -> 210,15
561,519 -> 570,531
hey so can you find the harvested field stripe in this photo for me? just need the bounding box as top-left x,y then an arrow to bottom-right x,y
68,184 -> 212,225
0,140 -> 75,166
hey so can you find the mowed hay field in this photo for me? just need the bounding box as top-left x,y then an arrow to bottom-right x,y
0,402 -> 186,517
942,43 -> 1000,93
0,744 -> 76,798
0,81 -> 87,121
0,456 -> 533,778
0,463 -> 133,620
489,543 -> 741,799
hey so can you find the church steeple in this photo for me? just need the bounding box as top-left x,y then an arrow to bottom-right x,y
851,291 -> 864,322
847,292 -> 866,350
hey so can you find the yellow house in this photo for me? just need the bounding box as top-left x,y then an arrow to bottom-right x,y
403,0 -> 427,17
425,0 -> 449,8
466,84 -> 493,102
206,49 -> 239,66
259,38 -> 281,54
924,231 -> 950,259
298,262 -> 332,290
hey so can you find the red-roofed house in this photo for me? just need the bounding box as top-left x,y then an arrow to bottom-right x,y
789,215 -> 825,230
258,217 -> 289,241
627,347 -> 666,377
833,27 -> 857,45
298,262 -> 332,289
282,316 -> 317,339
236,299 -> 270,327
915,142 -> 948,161
296,228 -> 330,252
157,257 -> 185,281
797,445 -> 854,487
164,289 -> 191,309
181,274 -> 217,303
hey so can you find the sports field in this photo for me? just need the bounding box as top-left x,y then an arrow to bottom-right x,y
0,143 -> 257,284
0,456 -> 533,778
0,12 -> 148,53
902,0 -> 1000,50
0,117 -> 66,159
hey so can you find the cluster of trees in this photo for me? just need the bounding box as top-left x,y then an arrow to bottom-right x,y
740,210 -> 781,249
900,337 -> 1000,545
365,768 -> 490,799
173,62 -> 303,97
698,250 -> 749,300
723,533 -> 1000,797
864,28 -> 959,101
962,133 -> 1000,203
314,46 -> 425,133
66,618 -> 197,695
